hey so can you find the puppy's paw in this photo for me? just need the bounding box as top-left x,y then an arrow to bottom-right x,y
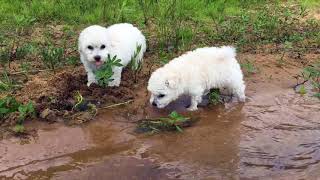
87,80 -> 97,87
238,96 -> 246,102
108,80 -> 120,87
187,106 -> 198,111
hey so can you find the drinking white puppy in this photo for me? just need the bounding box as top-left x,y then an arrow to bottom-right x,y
78,23 -> 146,87
148,46 -> 245,111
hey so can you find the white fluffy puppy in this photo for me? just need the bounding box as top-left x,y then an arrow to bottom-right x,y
148,46 -> 245,111
78,23 -> 146,86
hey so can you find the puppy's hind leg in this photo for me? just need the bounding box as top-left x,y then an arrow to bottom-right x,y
230,81 -> 246,102
108,66 -> 123,87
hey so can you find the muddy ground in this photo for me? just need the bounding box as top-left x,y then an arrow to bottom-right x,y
0,52 -> 320,179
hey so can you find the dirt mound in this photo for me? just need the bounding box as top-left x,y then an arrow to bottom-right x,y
16,66 -> 141,123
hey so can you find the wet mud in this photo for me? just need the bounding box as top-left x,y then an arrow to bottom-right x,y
1,53 -> 320,179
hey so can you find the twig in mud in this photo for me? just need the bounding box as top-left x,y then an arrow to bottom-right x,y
101,100 -> 134,109
293,79 -> 308,89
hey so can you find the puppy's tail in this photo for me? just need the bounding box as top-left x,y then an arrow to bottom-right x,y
219,46 -> 236,61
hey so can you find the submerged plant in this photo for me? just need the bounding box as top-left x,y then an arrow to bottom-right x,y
95,54 -> 123,87
136,111 -> 198,133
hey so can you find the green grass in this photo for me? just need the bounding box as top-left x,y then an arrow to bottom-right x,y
300,0 -> 320,8
1,0 -> 318,54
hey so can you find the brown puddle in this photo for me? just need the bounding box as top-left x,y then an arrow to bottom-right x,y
1,54 -> 320,179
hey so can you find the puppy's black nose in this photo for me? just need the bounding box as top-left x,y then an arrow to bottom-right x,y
152,102 -> 157,107
94,55 -> 101,62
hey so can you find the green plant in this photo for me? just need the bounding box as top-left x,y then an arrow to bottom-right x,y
0,96 -> 21,119
303,61 -> 320,95
41,45 -> 64,72
17,101 -> 35,124
13,124 -> 25,134
314,93 -> 320,99
0,70 -> 19,92
0,96 -> 35,126
128,44 -> 143,82
95,54 -> 123,87
15,43 -> 34,60
0,47 -> 11,65
298,85 -> 307,95
296,61 -> 320,98
241,61 -> 257,75
137,111 -> 198,133
66,56 -> 80,66
209,89 -> 221,105
277,41 -> 293,67
73,91 -> 84,111
19,62 -> 32,74
129,44 -> 143,71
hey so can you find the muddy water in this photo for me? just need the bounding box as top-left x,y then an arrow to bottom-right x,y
1,55 -> 320,179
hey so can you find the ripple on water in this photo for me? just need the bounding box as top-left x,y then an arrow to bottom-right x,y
240,90 -> 320,178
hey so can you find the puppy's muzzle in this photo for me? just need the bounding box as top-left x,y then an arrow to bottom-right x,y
152,101 -> 157,107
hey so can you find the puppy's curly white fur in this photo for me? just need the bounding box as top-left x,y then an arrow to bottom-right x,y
78,23 -> 146,87
148,46 -> 246,111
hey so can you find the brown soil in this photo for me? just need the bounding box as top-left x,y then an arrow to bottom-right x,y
11,62 -> 151,125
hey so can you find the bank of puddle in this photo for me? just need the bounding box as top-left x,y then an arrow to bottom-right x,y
1,54 -> 320,179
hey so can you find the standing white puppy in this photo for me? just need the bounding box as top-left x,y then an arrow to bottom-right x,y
148,46 -> 245,111
78,23 -> 147,87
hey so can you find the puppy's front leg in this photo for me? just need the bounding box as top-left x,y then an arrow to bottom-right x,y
80,55 -> 97,87
108,67 -> 123,87
187,95 -> 202,111
87,71 -> 97,87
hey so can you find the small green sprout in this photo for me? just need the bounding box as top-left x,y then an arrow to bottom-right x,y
41,45 -> 64,72
13,124 -> 25,134
241,61 -> 257,75
298,85 -> 307,95
129,44 -> 143,71
209,89 -> 222,105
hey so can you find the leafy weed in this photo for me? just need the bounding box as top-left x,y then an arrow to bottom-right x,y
95,54 -> 123,87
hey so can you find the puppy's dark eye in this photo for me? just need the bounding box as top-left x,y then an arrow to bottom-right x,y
158,94 -> 165,98
100,45 -> 106,49
87,45 -> 94,50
